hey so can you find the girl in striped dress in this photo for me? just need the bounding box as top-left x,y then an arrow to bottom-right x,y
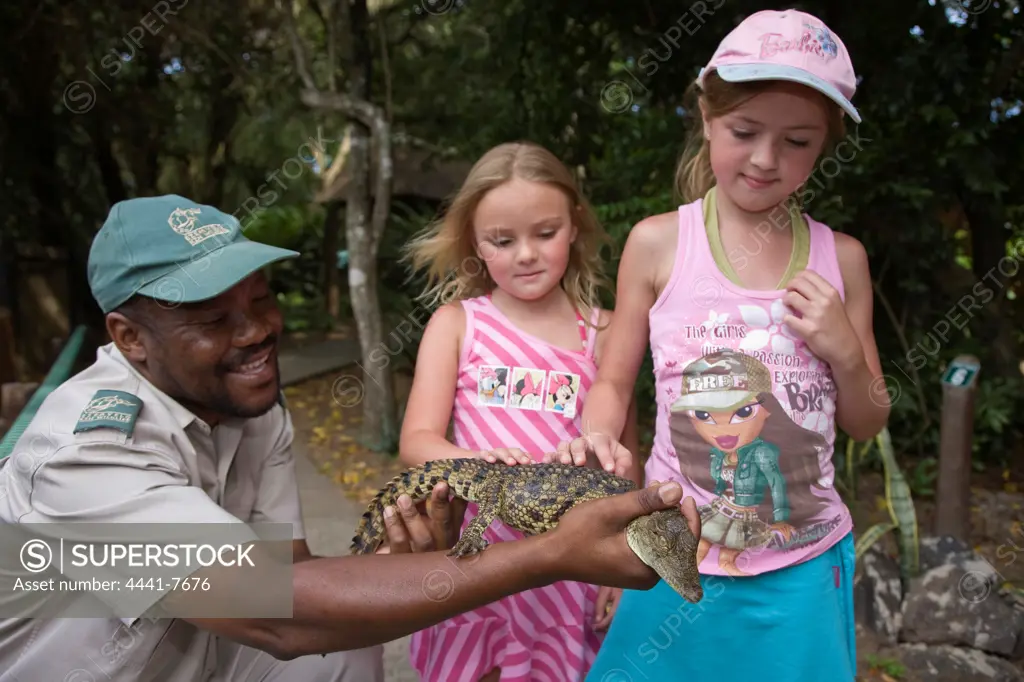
399,141 -> 641,682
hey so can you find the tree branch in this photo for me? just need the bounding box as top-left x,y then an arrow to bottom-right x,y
299,90 -> 392,250
279,0 -> 317,91
991,34 -> 1024,99
377,14 -> 393,123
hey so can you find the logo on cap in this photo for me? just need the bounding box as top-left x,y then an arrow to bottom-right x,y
759,22 -> 838,61
169,207 -> 231,247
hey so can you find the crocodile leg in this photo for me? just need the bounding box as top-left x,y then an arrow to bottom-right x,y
448,481 -> 501,558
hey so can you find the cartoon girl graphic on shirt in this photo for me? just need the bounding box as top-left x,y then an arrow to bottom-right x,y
668,349 -> 834,576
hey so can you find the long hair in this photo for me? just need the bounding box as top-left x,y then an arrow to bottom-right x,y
670,392 -> 832,527
403,141 -> 612,320
674,71 -> 848,206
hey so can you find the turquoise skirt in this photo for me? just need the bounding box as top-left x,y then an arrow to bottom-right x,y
585,533 -> 857,682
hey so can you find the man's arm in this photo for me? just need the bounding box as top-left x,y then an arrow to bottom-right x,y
179,480 -> 698,660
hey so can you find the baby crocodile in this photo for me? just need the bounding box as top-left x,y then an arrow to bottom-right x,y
350,458 -> 703,604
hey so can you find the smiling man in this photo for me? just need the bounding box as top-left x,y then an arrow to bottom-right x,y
0,195 -> 701,682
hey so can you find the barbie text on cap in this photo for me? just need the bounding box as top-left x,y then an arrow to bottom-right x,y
696,9 -> 861,124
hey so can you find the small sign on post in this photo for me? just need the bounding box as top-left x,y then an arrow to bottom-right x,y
935,354 -> 981,542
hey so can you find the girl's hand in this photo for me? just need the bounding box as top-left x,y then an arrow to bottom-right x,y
782,270 -> 865,370
476,448 -> 533,466
593,586 -> 623,631
544,433 -> 633,476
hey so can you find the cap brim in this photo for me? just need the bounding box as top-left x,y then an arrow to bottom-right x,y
137,240 -> 299,306
712,63 -> 861,124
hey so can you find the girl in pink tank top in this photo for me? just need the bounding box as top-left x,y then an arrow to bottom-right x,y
399,141 -> 641,682
552,11 -> 891,681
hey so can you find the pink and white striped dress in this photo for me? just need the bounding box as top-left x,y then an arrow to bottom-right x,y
409,293 -> 604,682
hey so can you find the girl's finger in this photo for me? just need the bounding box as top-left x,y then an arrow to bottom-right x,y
593,587 -> 610,626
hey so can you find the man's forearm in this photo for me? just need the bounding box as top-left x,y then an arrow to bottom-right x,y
276,534 -> 559,657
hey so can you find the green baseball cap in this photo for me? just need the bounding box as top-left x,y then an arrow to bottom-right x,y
88,194 -> 299,314
670,349 -> 772,413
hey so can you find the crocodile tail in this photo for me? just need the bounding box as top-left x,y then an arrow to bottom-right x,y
349,458 -> 485,555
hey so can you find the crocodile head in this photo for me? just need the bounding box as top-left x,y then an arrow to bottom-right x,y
626,508 -> 703,604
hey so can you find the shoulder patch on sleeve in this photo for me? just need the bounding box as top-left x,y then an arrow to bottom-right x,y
74,390 -> 143,437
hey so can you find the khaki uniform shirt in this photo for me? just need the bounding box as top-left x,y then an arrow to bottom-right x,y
0,342 -> 306,681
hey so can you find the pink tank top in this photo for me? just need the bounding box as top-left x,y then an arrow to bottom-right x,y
646,198 -> 853,577
409,294 -> 604,682
450,294 -> 599,455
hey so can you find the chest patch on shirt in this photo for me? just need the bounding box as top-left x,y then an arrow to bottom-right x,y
475,365 -> 580,418
74,389 -> 143,437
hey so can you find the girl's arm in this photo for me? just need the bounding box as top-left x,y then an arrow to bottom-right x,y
620,397 -> 643,486
783,233 -> 889,442
593,308 -> 644,487
399,303 -> 482,466
831,233 -> 890,440
571,217 -> 669,475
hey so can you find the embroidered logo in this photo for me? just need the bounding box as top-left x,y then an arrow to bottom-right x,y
168,207 -> 231,247
758,22 -> 838,61
74,390 -> 143,437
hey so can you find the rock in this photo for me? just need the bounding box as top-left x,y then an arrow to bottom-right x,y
854,546 -> 903,644
919,535 -> 975,572
901,547 -> 1022,656
899,644 -> 1024,681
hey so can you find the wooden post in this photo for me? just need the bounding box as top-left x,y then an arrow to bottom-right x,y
0,308 -> 16,385
0,382 -> 40,422
935,354 -> 981,542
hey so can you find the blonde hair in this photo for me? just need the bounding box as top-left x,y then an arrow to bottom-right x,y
404,141 -> 612,320
674,71 -> 848,206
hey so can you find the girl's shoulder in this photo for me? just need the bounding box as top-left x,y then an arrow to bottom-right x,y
626,210 -> 681,253
803,213 -> 871,289
828,229 -> 871,290
424,299 -> 468,336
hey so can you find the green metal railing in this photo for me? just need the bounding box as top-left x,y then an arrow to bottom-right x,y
0,325 -> 88,459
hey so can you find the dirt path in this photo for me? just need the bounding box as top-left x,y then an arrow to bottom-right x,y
293,434 -> 418,681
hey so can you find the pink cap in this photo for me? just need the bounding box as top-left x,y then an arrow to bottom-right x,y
697,9 -> 861,123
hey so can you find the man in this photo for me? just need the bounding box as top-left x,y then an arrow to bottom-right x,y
0,195 -> 699,681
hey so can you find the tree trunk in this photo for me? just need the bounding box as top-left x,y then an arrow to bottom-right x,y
321,200 -> 343,320
283,0 -> 398,451
345,0 -> 397,451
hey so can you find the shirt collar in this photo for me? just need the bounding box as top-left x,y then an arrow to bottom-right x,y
101,342 -> 202,432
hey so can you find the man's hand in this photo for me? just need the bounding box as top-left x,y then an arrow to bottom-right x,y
376,482 -> 467,554
543,481 -> 701,589
545,433 -> 634,478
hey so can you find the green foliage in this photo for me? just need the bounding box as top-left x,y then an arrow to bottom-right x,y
3,0 -> 1022,477
852,428 -> 921,586
865,654 -> 907,679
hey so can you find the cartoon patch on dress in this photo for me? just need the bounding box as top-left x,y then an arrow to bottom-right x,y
545,372 -> 580,418
668,349 -> 840,576
508,367 -> 546,411
477,366 -> 509,407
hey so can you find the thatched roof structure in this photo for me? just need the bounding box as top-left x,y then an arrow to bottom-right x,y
314,142 -> 473,205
